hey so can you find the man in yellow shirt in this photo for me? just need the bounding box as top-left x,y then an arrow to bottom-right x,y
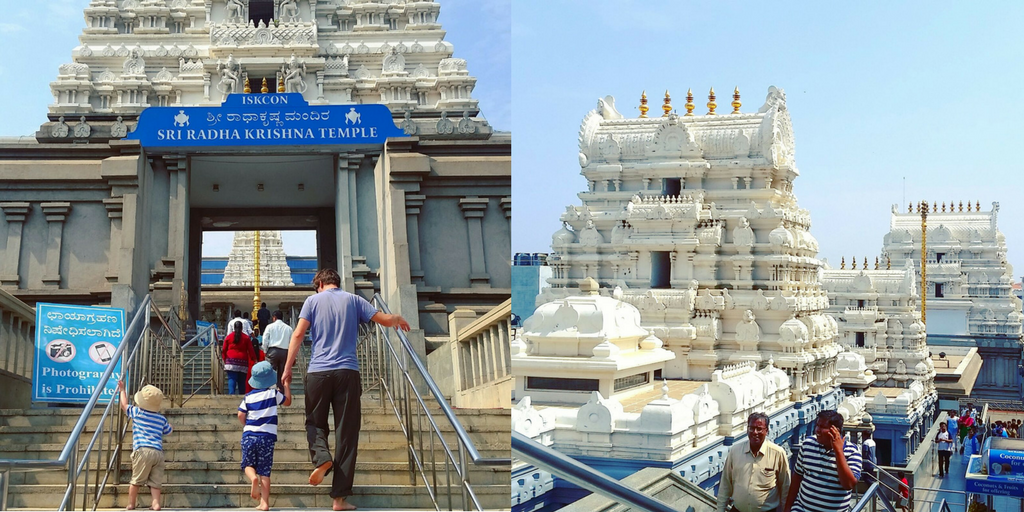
716,413 -> 791,512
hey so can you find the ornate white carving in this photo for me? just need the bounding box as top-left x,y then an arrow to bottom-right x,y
226,0 -> 245,23
73,116 -> 91,138
382,48 -> 406,74
110,116 -> 128,138
281,54 -> 307,93
438,57 -> 468,76
436,111 -> 454,134
217,54 -> 241,95
122,48 -> 146,76
281,0 -> 300,22
51,116 -> 69,138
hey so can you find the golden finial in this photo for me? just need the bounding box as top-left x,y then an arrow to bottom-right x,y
731,87 -> 741,114
875,257 -> 879,270
932,202 -> 937,213
261,77 -> 269,93
684,88 -> 695,116
707,87 -> 717,115
959,201 -> 963,212
887,256 -> 891,270
278,74 -> 285,93
908,202 -> 913,213
976,200 -> 980,211
941,202 -> 946,212
639,90 -> 649,118
662,90 -> 672,117
243,77 -> 251,93
841,256 -> 845,270
863,257 -> 868,270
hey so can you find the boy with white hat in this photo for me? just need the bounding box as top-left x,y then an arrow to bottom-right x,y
117,381 -> 173,511
238,361 -> 291,511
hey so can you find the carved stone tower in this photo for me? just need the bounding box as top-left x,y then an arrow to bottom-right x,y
537,87 -> 842,401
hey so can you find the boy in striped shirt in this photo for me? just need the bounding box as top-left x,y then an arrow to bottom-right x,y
238,361 -> 291,511
118,381 -> 173,511
784,410 -> 862,512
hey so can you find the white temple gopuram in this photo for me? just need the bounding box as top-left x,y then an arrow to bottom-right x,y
881,202 -> 1024,400
0,0 -> 511,348
220,230 -> 294,287
534,87 -> 842,401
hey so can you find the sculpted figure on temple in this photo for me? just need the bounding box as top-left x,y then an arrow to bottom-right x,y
382,48 -> 406,74
226,0 -> 245,23
578,220 -> 604,246
896,359 -> 907,374
282,54 -> 307,93
732,216 -> 755,248
122,48 -> 145,76
217,54 -> 241,95
280,0 -> 300,22
736,310 -> 761,344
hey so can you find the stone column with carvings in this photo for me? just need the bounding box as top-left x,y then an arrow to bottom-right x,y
405,194 -> 425,284
103,197 -> 124,283
41,202 -> 72,288
459,197 -> 490,287
0,202 -> 31,288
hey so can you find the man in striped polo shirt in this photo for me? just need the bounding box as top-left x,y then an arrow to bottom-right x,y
118,381 -> 173,511
784,410 -> 862,512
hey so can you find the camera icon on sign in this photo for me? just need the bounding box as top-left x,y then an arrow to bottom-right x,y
46,339 -> 76,363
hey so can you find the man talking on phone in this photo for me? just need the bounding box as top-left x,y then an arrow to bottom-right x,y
784,410 -> 862,512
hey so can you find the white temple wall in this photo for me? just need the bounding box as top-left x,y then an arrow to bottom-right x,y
926,306 -> 969,335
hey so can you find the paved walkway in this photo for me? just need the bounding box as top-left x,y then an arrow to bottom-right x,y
913,449 -> 1022,512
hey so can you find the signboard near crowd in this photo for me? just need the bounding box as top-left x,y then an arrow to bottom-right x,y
33,303 -> 126,404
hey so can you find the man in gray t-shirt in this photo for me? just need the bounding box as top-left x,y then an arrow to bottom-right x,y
283,268 -> 409,511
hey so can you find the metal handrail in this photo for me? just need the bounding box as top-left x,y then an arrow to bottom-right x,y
367,294 -> 510,511
850,482 -> 899,512
511,431 -> 677,512
0,295 -> 153,511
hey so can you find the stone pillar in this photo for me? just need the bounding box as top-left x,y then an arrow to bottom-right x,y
348,160 -> 360,256
0,202 -> 30,288
448,309 -> 477,392
41,202 -> 72,288
501,197 -> 512,222
405,194 -> 425,284
103,198 -> 124,283
459,197 -> 490,287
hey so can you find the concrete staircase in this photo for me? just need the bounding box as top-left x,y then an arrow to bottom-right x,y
180,343 -> 308,397
0,395 -> 510,510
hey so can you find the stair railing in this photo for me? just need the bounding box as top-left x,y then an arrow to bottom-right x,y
178,323 -> 218,404
362,294 -> 511,511
849,482 -> 901,512
0,295 -> 153,511
511,431 -> 678,512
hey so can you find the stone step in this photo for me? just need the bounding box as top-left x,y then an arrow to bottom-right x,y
0,403 -> 510,429
0,440 -> 511,464
0,424 -> 510,451
7,460 -> 510,486
5,482 -> 511,510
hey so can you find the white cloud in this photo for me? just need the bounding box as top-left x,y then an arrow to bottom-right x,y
0,22 -> 26,33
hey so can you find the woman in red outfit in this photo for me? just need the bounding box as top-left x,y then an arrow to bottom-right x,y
221,321 -> 254,394
244,339 -> 266,393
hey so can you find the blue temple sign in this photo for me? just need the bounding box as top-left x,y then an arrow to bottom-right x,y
33,303 -> 126,404
126,93 -> 406,147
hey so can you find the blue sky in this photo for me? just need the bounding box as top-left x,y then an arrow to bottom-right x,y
0,0 -> 510,256
513,1 -> 1024,278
